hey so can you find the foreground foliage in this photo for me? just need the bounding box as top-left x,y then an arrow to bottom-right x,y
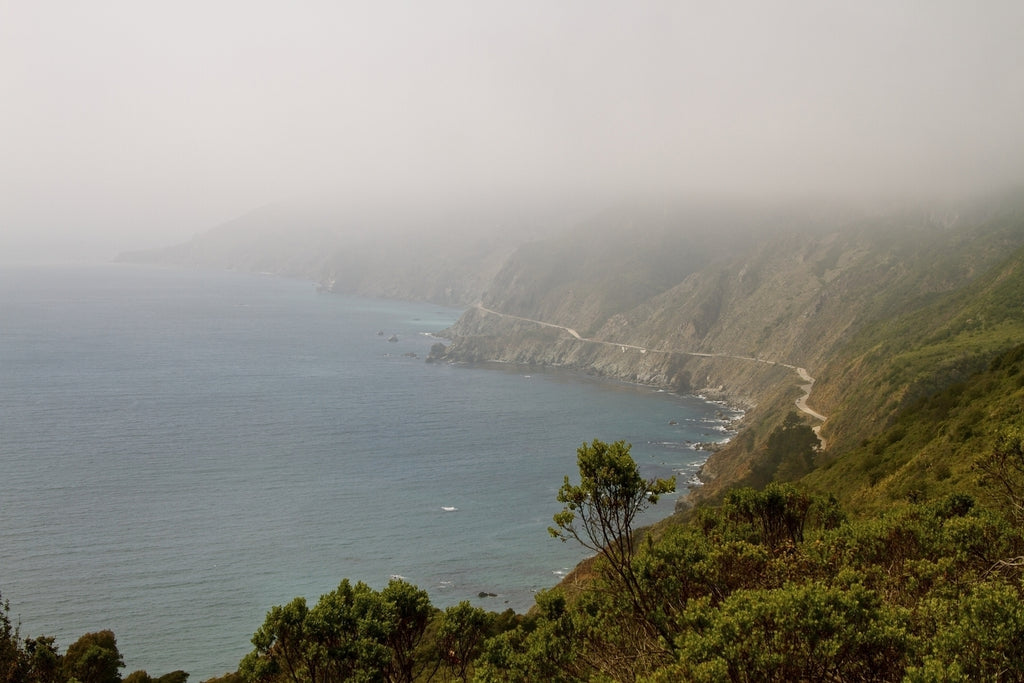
6,424 -> 1024,682
217,431 -> 1023,682
480,487 -> 1024,681
0,610 -> 186,683
549,439 -> 675,618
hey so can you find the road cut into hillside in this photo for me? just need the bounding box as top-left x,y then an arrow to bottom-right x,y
474,304 -> 829,444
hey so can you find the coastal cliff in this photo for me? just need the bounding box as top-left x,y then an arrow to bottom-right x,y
430,193 -> 1024,499
121,191 -> 1024,500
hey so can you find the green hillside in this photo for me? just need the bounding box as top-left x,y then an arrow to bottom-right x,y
805,340 -> 1024,515
434,192 -> 1024,503
816,241 -> 1024,455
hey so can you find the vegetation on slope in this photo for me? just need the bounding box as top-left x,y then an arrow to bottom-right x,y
645,194 -> 1024,501
814,240 -> 1024,455
0,610 -> 187,683
216,431 -> 1024,682
805,342 -> 1024,515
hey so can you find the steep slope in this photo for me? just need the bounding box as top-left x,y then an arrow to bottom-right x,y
478,202 -> 796,336
436,192 -> 1024,499
813,238 -> 1024,457
803,341 -> 1024,515
122,190 -> 1024,501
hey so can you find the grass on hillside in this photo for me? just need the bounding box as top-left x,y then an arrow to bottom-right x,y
804,343 -> 1024,516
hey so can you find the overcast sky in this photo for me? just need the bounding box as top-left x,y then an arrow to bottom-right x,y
2,1 -> 1023,262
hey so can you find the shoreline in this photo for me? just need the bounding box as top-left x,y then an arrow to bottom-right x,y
435,356 -> 745,514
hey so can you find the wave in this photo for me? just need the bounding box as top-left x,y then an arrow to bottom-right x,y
646,440 -> 695,451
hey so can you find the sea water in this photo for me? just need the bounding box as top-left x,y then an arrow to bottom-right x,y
0,264 -> 738,679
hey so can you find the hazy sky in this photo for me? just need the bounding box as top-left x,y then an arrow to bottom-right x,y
3,1 -> 1023,262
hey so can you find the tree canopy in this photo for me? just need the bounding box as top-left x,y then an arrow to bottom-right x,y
549,439 -> 675,608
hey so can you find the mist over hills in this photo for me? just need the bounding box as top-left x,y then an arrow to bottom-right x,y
120,189 -> 1024,502
117,196 -> 588,305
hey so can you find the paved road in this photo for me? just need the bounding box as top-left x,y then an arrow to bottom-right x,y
474,304 -> 829,429
794,367 -> 828,422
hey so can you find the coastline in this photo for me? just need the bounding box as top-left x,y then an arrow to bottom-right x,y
433,355 -> 746,515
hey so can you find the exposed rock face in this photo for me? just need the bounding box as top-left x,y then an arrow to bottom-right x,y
441,197 -> 1024,409
433,194 -> 1024,499
434,307 -> 788,407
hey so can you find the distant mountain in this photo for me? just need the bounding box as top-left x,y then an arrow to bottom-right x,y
117,197 -> 582,306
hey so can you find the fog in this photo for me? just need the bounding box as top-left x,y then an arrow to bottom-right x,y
3,1 -> 1023,263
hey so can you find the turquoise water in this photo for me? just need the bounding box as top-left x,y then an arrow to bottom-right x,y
0,264 -> 737,679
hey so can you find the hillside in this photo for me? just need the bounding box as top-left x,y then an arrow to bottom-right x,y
117,199 -> 575,306
803,341 -> 1024,514
797,239 -> 1024,513
122,191 -> 1024,499
432,192 -> 1024,498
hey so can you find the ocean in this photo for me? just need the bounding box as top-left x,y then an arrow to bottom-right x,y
0,263 -> 738,680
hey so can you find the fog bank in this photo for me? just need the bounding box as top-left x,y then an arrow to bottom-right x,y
3,1 -> 1023,263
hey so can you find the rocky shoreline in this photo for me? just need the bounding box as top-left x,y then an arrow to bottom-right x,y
424,300 -> 831,509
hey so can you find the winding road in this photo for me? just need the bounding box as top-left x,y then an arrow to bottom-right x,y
474,304 -> 828,436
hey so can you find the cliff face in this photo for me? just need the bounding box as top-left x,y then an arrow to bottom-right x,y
122,192 -> 1024,498
477,204 -> 772,335
446,201 -> 1024,371
434,194 -> 1024,498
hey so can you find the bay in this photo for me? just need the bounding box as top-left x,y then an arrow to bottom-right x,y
0,264 -> 737,680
